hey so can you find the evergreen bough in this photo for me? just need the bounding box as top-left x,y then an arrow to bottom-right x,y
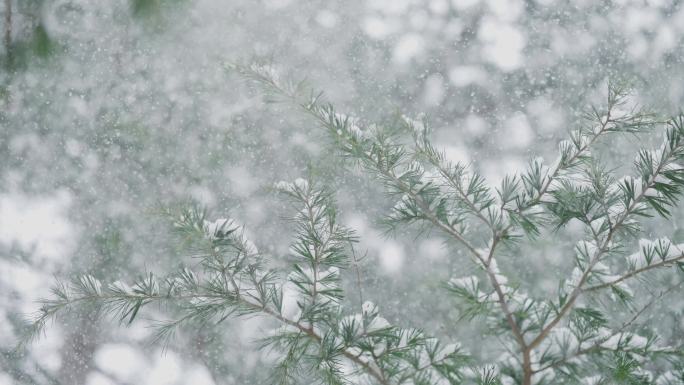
24,65 -> 684,385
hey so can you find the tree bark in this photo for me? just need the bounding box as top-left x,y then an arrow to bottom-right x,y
58,312 -> 99,385
522,349 -> 533,385
3,0 -> 10,63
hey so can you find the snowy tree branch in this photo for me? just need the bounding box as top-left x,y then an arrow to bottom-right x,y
584,253 -> 684,292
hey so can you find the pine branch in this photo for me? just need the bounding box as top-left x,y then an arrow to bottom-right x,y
484,238 -> 527,350
26,178 -> 471,385
231,63 -> 483,260
231,64 -> 665,376
412,133 -> 496,231
28,275 -> 390,385
533,281 -> 683,374
507,83 -> 657,236
583,252 -> 684,292
262,303 -> 391,385
229,64 -> 684,383
323,112 -> 526,357
528,116 -> 684,352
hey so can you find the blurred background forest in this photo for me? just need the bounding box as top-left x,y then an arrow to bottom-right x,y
1,0 -> 684,384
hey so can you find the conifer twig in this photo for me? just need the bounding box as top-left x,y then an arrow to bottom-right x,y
583,253 -> 684,292
533,280 -> 683,374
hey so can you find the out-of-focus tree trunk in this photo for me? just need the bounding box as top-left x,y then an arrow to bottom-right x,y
57,312 -> 99,385
3,0 -> 10,64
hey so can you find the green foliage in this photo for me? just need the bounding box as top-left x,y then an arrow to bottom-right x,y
228,63 -> 684,384
26,178 -> 472,385
132,0 -> 159,16
31,24 -> 53,57
25,65 -> 684,385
